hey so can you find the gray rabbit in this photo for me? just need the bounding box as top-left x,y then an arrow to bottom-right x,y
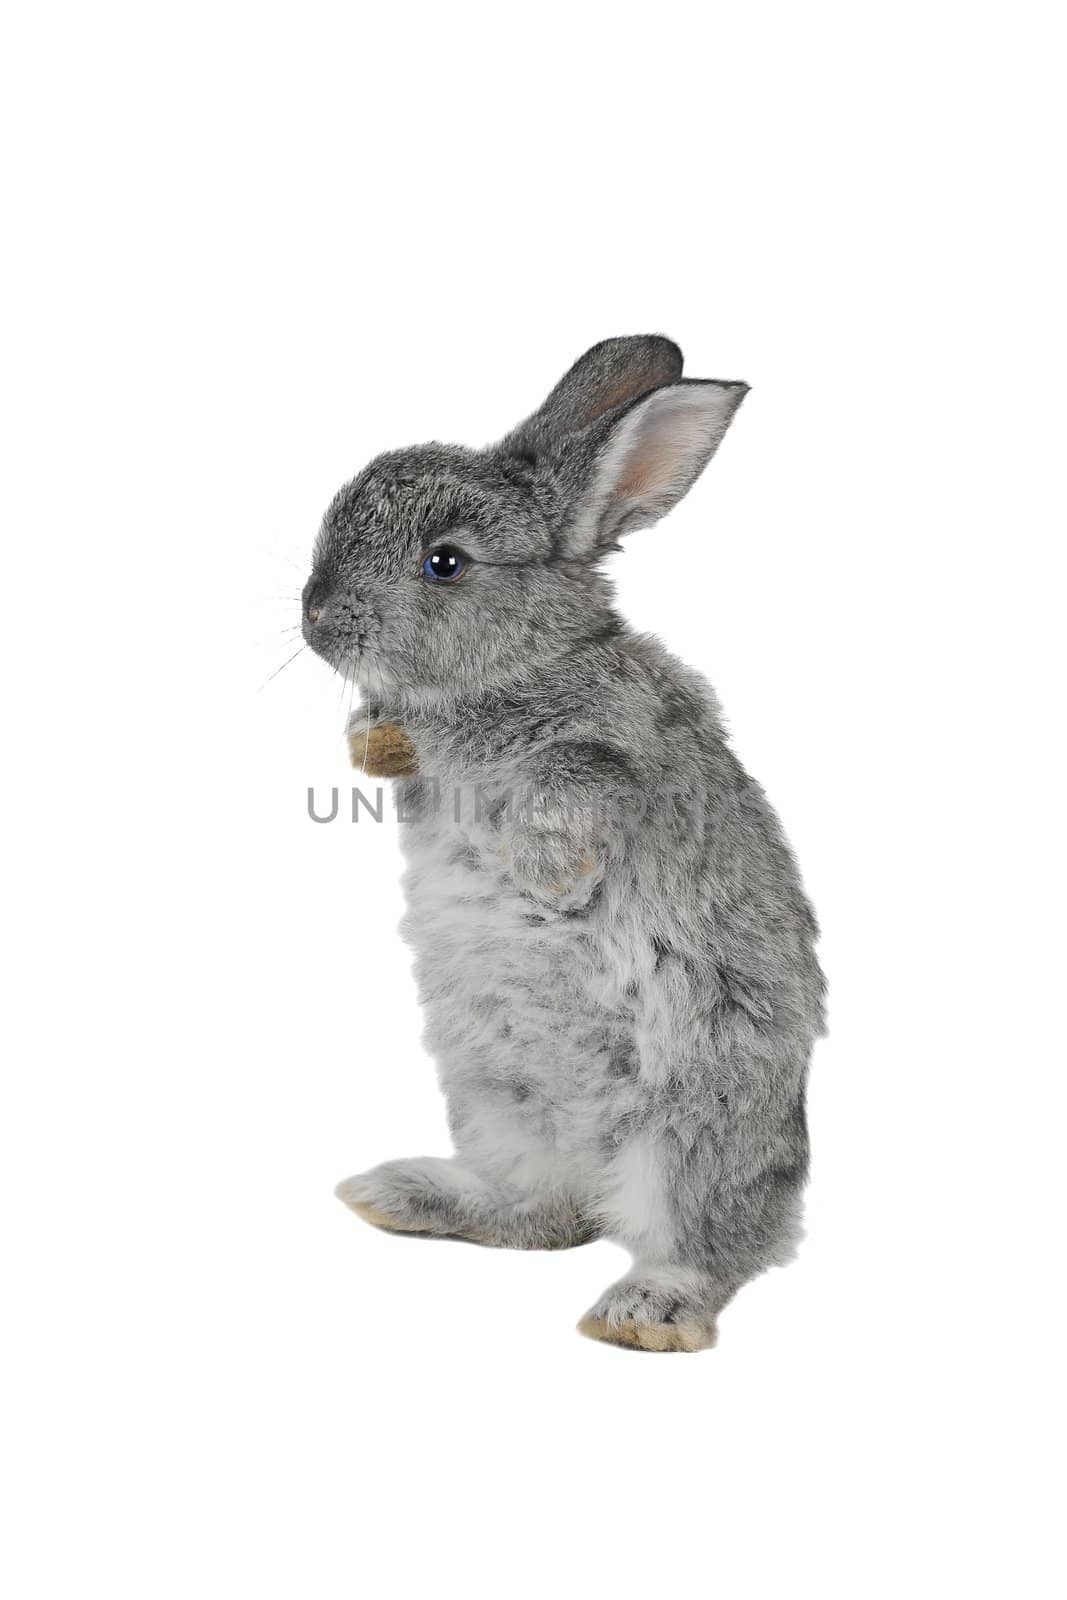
302,336 -> 825,1350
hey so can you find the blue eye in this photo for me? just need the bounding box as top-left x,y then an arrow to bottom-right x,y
422,546 -> 466,583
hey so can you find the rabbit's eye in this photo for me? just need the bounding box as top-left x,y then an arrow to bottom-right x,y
422,545 -> 466,584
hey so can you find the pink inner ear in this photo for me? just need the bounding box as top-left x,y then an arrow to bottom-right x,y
616,405 -> 692,499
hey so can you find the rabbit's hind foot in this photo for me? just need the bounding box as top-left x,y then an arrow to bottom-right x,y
334,1158 -> 491,1242
338,1194 -> 465,1239
577,1269 -> 720,1353
334,1157 -> 594,1249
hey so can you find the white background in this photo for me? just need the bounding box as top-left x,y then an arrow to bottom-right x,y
2,3 -> 1063,1595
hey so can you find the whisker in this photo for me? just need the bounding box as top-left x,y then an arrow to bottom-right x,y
347,655 -> 358,730
263,547 -> 308,576
373,655 -> 389,748
259,643 -> 307,689
252,629 -> 301,649
362,657 -> 376,773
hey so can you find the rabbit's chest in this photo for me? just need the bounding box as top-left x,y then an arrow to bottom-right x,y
399,817 -> 637,1130
398,812 -> 614,1005
401,813 -> 560,947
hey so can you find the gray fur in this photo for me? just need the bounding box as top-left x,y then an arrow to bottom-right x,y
303,335 -> 825,1349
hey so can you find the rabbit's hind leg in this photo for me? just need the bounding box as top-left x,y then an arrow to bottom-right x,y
577,1102 -> 808,1351
335,1156 -> 594,1249
576,1131 -> 725,1351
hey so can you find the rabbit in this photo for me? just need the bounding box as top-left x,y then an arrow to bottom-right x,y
301,335 -> 826,1351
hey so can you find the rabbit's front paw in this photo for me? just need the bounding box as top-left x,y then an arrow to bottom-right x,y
502,827 -> 601,911
347,719 -> 418,777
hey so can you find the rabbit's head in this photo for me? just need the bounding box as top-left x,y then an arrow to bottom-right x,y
302,336 -> 746,699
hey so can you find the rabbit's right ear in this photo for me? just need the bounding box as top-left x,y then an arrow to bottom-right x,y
505,335 -> 683,455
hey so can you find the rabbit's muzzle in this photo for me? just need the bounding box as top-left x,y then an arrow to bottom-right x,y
301,575 -> 381,668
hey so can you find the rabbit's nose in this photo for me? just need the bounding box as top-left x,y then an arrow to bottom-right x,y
302,576 -> 330,628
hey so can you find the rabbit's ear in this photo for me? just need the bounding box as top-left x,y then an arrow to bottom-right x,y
507,336 -> 684,450
563,379 -> 748,553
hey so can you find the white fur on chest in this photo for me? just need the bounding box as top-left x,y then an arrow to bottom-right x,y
397,813 -> 641,1159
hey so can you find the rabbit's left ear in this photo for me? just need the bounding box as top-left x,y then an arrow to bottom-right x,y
564,379 -> 748,554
